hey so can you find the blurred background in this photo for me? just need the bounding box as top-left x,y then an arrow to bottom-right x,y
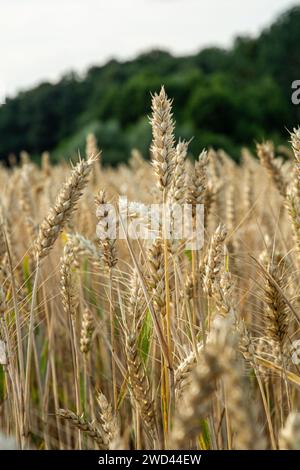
0,0 -> 299,164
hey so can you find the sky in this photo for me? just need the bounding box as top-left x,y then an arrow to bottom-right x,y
0,0 -> 298,97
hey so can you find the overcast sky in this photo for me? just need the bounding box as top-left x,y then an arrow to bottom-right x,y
0,0 -> 297,97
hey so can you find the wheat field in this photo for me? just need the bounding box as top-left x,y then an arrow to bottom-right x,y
0,87 -> 300,450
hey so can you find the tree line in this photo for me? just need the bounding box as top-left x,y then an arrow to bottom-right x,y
0,6 -> 299,164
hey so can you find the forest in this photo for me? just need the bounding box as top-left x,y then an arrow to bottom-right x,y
0,6 -> 299,164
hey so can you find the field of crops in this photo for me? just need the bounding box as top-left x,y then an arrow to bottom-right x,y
0,87 -> 300,450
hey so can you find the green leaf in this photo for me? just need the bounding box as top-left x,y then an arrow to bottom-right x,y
138,311 -> 152,363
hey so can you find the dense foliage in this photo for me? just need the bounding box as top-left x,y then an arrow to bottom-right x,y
0,6 -> 299,164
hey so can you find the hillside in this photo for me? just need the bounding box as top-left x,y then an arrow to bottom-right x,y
0,6 -> 299,164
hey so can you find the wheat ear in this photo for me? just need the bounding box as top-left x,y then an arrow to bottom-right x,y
170,341 -> 226,449
95,190 -> 117,268
60,241 -> 79,317
186,150 -> 209,213
125,333 -> 158,445
257,142 -> 286,197
147,238 -> 166,316
203,224 -> 227,296
150,86 -> 175,192
279,412 -> 300,449
261,261 -> 289,348
80,308 -> 95,355
96,391 -> 118,447
168,140 -> 188,205
57,409 -> 107,449
36,154 -> 98,260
